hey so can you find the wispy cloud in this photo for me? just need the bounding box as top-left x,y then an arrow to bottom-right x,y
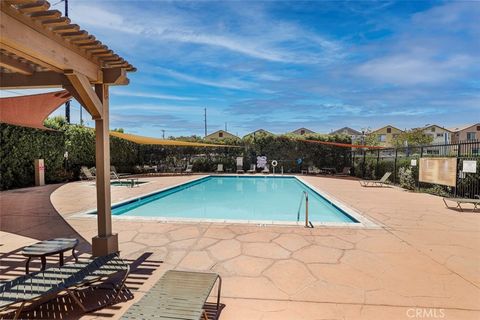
153,67 -> 253,90
112,90 -> 196,101
57,1 -> 480,137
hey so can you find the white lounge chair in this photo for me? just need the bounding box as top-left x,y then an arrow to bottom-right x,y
359,172 -> 391,187
216,164 -> 224,173
185,164 -> 193,175
236,157 -> 244,174
262,165 -> 269,174
80,166 -> 95,180
247,164 -> 256,174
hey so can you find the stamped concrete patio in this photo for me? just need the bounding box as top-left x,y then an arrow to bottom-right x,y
1,175 -> 479,319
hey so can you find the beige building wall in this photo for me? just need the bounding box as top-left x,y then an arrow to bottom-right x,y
369,125 -> 404,147
450,123 -> 480,143
422,125 -> 451,144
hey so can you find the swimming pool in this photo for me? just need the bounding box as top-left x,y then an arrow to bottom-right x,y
108,176 -> 360,224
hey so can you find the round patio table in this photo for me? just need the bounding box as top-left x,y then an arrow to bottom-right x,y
21,238 -> 79,274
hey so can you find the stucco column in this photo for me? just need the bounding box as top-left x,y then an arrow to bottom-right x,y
92,84 -> 118,256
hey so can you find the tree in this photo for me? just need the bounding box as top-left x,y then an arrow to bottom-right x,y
44,115 -> 67,130
392,129 -> 433,147
112,128 -> 124,133
354,128 -> 380,146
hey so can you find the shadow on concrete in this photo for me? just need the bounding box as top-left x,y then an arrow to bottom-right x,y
0,183 -> 91,254
0,252 -> 164,320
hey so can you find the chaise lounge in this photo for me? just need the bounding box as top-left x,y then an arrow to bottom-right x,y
443,196 -> 480,212
359,172 -> 392,187
80,166 -> 95,180
0,253 -> 129,320
121,270 -> 222,320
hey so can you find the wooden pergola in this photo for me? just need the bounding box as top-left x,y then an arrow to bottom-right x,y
0,0 -> 136,256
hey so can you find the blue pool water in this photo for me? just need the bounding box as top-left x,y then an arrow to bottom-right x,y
110,176 -> 358,223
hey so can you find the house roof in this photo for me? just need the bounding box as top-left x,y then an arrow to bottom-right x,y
370,125 -> 403,133
447,123 -> 480,132
243,129 -> 273,137
291,127 -> 315,133
205,130 -> 240,139
330,127 -> 361,135
415,124 -> 452,132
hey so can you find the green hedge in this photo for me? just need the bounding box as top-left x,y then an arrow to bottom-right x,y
1,123 -> 66,190
1,123 -> 352,189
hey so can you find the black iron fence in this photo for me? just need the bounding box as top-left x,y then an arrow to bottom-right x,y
352,140 -> 480,198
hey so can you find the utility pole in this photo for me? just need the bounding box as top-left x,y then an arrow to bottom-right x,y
161,129 -> 165,139
204,108 -> 207,137
64,0 -> 70,123
65,100 -> 70,123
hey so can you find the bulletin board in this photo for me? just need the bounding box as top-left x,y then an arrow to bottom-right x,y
419,157 -> 457,187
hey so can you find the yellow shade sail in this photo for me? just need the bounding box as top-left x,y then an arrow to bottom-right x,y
110,131 -> 238,147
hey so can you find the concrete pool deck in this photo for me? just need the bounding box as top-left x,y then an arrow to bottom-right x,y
1,175 -> 479,319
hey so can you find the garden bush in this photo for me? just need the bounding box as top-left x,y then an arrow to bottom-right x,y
398,167 -> 416,190
1,124 -> 65,190
1,122 -> 353,188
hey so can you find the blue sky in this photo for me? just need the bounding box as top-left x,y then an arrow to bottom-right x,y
4,1 -> 479,137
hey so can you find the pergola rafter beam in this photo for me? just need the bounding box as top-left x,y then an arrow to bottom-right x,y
0,6 -> 100,81
0,51 -> 34,75
0,71 -> 66,88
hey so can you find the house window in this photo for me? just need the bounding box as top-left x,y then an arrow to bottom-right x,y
431,127 -> 435,132
300,130 -> 305,135
466,132 -> 476,140
219,132 -> 223,138
387,127 -> 392,133
436,133 -> 443,137
378,134 -> 386,142
477,125 -> 480,131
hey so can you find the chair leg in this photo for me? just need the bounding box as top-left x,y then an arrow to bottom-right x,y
203,310 -> 210,320
457,203 -> 464,212
66,288 -> 87,312
13,301 -> 26,320
216,275 -> 222,311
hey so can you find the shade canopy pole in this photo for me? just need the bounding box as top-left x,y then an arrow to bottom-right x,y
92,83 -> 118,256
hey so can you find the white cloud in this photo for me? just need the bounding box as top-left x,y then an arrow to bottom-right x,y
154,67 -> 253,90
70,2 -> 342,65
112,90 -> 196,101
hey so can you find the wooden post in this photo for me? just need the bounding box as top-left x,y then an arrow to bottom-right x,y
92,84 -> 118,256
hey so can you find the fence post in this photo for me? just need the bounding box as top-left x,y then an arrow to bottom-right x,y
393,148 -> 398,184
376,149 -> 380,179
362,149 -> 367,178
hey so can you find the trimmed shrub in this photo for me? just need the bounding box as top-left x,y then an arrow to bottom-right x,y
1,124 -> 65,190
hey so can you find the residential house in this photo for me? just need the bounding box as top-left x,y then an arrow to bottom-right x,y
368,125 -> 404,147
290,127 -> 315,135
205,130 -> 240,141
330,127 -> 362,143
417,124 -> 452,144
243,129 -> 274,139
448,123 -> 480,143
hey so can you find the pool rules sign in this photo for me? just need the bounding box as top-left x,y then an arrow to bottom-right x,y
462,160 -> 477,173
419,157 -> 457,187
